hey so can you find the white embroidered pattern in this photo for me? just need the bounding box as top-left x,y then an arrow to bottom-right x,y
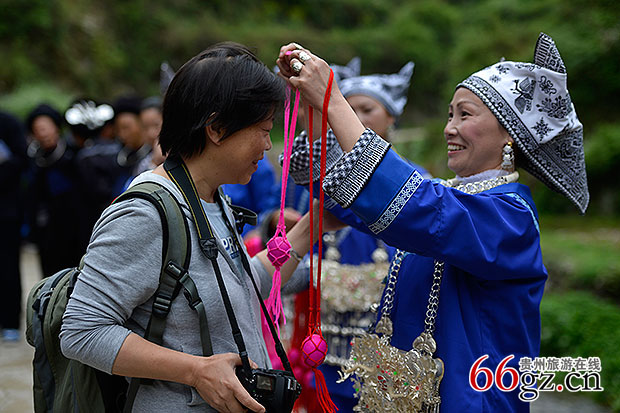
368,170 -> 424,234
327,134 -> 390,208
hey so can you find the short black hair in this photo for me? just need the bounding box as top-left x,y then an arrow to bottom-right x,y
159,42 -> 285,159
113,95 -> 143,117
26,103 -> 63,132
141,96 -> 162,112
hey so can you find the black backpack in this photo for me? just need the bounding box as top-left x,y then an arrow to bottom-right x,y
26,181 -> 192,413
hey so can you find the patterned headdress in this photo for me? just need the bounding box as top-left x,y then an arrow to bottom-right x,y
331,56 -> 361,84
458,33 -> 588,214
339,61 -> 415,118
160,61 -> 175,96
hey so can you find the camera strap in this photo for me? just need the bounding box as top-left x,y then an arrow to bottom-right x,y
164,157 -> 293,377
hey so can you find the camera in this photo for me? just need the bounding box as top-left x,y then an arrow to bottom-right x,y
236,367 -> 302,412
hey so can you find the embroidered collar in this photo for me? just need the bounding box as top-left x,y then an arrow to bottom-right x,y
454,168 -> 510,184
443,171 -> 519,194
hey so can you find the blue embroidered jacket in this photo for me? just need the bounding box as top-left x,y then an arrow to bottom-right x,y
298,130 -> 546,413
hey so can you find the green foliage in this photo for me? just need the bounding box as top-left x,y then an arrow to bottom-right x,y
1,0 -> 619,214
2,0 -> 618,117
392,122 -> 452,178
540,291 -> 620,410
540,215 -> 620,299
584,124 -> 620,214
0,83 -> 74,120
539,215 -> 620,410
587,124 -> 620,178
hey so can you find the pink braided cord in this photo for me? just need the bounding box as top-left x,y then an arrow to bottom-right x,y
265,87 -> 301,336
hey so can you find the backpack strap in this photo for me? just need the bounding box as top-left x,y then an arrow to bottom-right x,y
113,182 -> 215,412
114,182 -> 191,346
30,267 -> 78,410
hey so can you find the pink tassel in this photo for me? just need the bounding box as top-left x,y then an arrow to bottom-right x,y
313,367 -> 338,412
266,268 -> 283,335
263,87 -> 299,340
260,315 -> 283,370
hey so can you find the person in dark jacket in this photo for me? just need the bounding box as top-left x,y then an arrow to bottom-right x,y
25,103 -> 84,277
113,96 -> 150,189
67,99 -> 122,248
0,109 -> 28,342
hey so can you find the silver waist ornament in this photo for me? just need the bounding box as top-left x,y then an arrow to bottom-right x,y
338,251 -> 444,412
338,171 -> 520,412
320,230 -> 390,366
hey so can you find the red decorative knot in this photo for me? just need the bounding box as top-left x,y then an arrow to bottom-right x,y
301,334 -> 327,368
266,235 -> 291,267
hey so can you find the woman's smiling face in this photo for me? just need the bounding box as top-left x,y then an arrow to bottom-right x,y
444,88 -> 512,177
216,117 -> 273,185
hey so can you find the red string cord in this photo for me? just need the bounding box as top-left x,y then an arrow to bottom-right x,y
303,69 -> 338,413
307,105 -> 315,334
315,69 -> 334,331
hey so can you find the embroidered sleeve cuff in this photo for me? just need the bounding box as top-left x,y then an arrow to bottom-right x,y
285,130 -> 344,185
323,129 -> 391,208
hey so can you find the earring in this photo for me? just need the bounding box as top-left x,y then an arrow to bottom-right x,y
501,142 -> 514,172
386,123 -> 396,141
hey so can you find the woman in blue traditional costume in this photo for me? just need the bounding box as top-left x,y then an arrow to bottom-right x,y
276,33 -> 588,412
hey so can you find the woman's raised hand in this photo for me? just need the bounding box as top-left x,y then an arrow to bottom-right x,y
276,43 -> 342,113
277,42 -> 365,152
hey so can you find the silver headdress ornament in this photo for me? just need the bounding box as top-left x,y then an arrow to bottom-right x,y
65,100 -> 114,131
339,61 -> 415,118
458,32 -> 589,214
160,61 -> 176,96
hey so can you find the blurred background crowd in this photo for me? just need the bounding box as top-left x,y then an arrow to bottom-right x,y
0,94 -> 165,333
1,0 -> 619,411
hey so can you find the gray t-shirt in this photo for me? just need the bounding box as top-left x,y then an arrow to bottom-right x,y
201,200 -> 245,276
60,172 -> 280,412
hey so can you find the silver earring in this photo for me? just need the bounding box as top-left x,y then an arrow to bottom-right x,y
386,123 -> 396,141
501,142 -> 514,171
